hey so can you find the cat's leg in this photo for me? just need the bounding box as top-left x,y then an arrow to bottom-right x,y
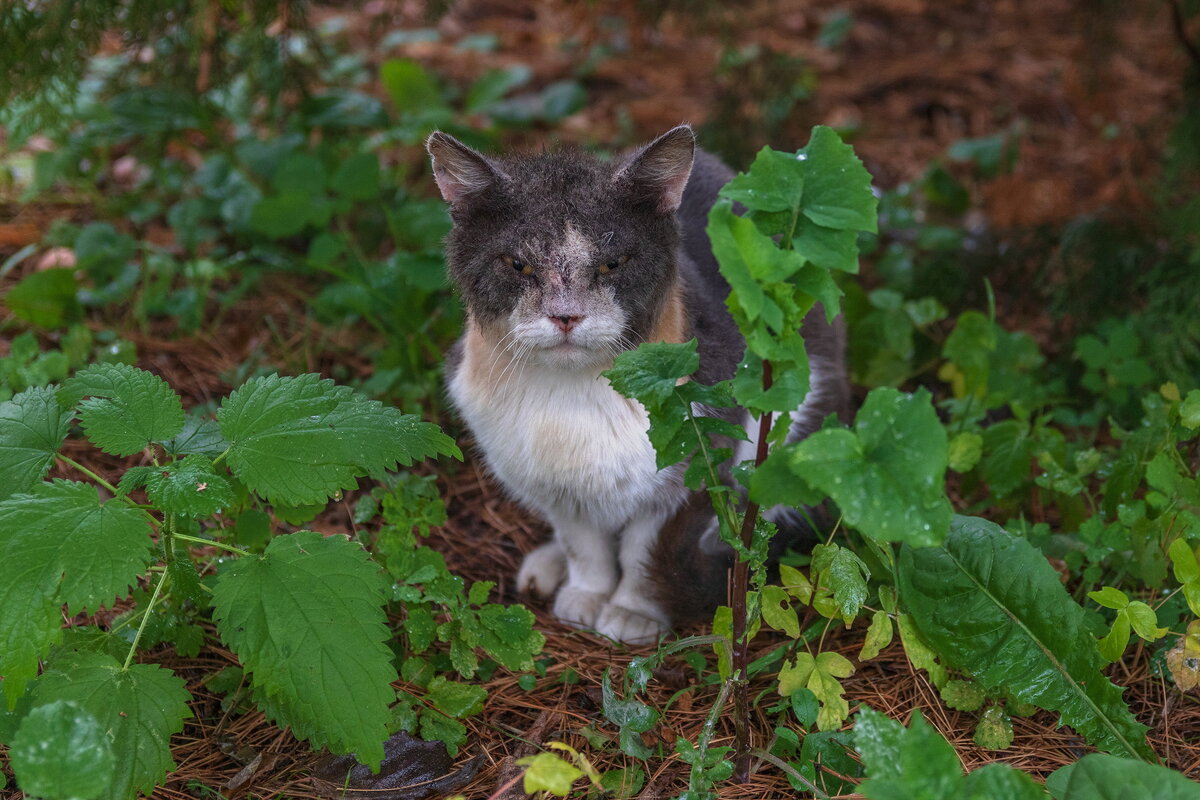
549,517 -> 620,630
516,540 -> 566,598
595,510 -> 674,643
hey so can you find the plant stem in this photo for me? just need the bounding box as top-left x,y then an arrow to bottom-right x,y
749,747 -> 833,800
690,674 -> 735,794
174,532 -> 252,557
57,453 -> 120,495
732,360 -> 775,782
123,556 -> 170,670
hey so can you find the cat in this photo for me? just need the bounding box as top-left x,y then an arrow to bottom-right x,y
426,125 -> 849,643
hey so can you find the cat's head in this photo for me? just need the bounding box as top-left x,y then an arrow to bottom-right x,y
426,126 -> 695,371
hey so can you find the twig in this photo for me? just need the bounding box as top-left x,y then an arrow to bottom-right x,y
1168,0 -> 1200,70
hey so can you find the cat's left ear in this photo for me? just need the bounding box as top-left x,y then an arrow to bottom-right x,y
616,125 -> 696,214
426,131 -> 506,205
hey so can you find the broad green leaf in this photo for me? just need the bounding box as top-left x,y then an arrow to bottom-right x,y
854,708 -> 963,798
60,363 -> 184,457
720,146 -> 805,212
330,152 -> 381,202
137,454 -> 234,518
813,543 -> 870,621
778,563 -> 814,604
1181,390 -> 1200,429
217,373 -> 460,506
778,651 -> 854,731
6,267 -> 82,328
380,58 -> 446,113
791,215 -> 859,273
1088,586 -> 1129,610
10,699 -> 115,800
212,531 -> 398,768
464,64 -> 532,112
0,481 -> 155,705
963,763 -> 1046,800
30,653 -> 191,800
898,516 -> 1155,761
603,340 -> 698,407
249,193 -> 311,238
0,387 -> 73,500
948,431 -> 983,473
1047,754 -> 1200,799
1124,602 -> 1167,641
797,126 -> 878,233
518,752 -> 584,796
973,705 -> 1014,750
787,387 -> 952,546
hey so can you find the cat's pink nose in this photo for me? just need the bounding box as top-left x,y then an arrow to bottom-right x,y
550,315 -> 583,333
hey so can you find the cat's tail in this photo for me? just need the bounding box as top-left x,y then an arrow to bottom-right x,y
645,492 -> 734,625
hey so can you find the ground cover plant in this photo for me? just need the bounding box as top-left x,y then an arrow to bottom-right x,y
2,1 -> 1200,798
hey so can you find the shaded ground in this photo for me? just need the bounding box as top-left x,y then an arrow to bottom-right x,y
5,0 -> 1199,797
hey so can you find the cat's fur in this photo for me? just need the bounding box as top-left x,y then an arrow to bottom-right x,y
427,126 -> 849,643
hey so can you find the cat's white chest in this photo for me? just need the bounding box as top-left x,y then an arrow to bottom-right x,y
450,349 -> 669,527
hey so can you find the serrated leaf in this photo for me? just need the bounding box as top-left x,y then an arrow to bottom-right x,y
140,454 -> 234,517
789,387 -> 952,546
797,126 -> 878,233
963,763 -> 1046,800
813,543 -> 870,621
898,515 -> 1155,761
896,613 -> 947,688
160,413 -> 227,457
60,363 -> 184,457
212,531 -> 398,768
940,679 -> 986,712
0,481 -> 155,706
603,340 -> 698,407
10,699 -> 115,800
0,386 -> 73,500
720,147 -> 805,212
854,708 -> 963,798
1047,753 -> 1200,799
973,705 -> 1014,750
217,373 -> 460,506
30,653 -> 191,800
426,676 -> 486,718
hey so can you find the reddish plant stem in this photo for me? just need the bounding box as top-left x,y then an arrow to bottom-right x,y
732,360 -> 774,782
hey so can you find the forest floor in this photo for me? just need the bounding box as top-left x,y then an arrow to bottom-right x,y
7,1 -> 1199,798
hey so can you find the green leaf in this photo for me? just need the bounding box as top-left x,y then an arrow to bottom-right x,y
380,58 -> 446,114
778,651 -> 854,731
426,676 -> 486,718
720,147 -> 806,212
217,373 -> 460,506
859,610 -> 894,661
896,613 -> 947,688
0,481 -> 155,706
518,752 -> 584,797
940,679 -> 985,712
1047,754 -> 1200,799
603,340 -> 698,407
330,152 -> 381,202
249,193 -> 312,238
898,515 -> 1154,761
1125,602 -> 1167,641
973,705 -> 1014,750
464,64 -> 532,112
30,653 -> 191,800
10,699 -> 115,800
138,454 -> 234,518
0,387 -> 73,500
854,708 -> 963,798
212,531 -> 398,768
797,126 -> 878,233
1180,390 -> 1200,429
948,431 -> 983,473
1088,586 -> 1129,610
791,215 -> 859,273
6,268 -> 82,328
963,763 -> 1046,800
60,363 -> 184,457
813,542 -> 870,621
761,585 -> 801,638
787,387 -> 952,546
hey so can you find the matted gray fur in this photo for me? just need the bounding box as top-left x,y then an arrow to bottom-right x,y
427,126 -> 848,643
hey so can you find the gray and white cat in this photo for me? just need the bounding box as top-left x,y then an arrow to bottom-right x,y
426,126 -> 848,643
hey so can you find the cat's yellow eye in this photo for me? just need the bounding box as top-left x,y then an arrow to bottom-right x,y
599,255 -> 628,274
503,256 -> 533,275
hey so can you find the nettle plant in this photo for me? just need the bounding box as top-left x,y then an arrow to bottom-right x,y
591,126 -> 1184,799
0,363 -> 542,799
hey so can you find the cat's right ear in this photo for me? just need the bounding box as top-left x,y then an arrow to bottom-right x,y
426,132 -> 505,205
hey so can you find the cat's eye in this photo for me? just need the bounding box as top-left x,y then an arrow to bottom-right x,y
598,255 -> 628,274
503,255 -> 533,276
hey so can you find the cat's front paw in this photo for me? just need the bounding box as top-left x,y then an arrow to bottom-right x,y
517,541 -> 567,598
595,603 -> 670,645
553,586 -> 609,629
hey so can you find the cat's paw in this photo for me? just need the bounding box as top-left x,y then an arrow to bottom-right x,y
517,541 -> 567,598
553,586 -> 609,629
595,603 -> 670,645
